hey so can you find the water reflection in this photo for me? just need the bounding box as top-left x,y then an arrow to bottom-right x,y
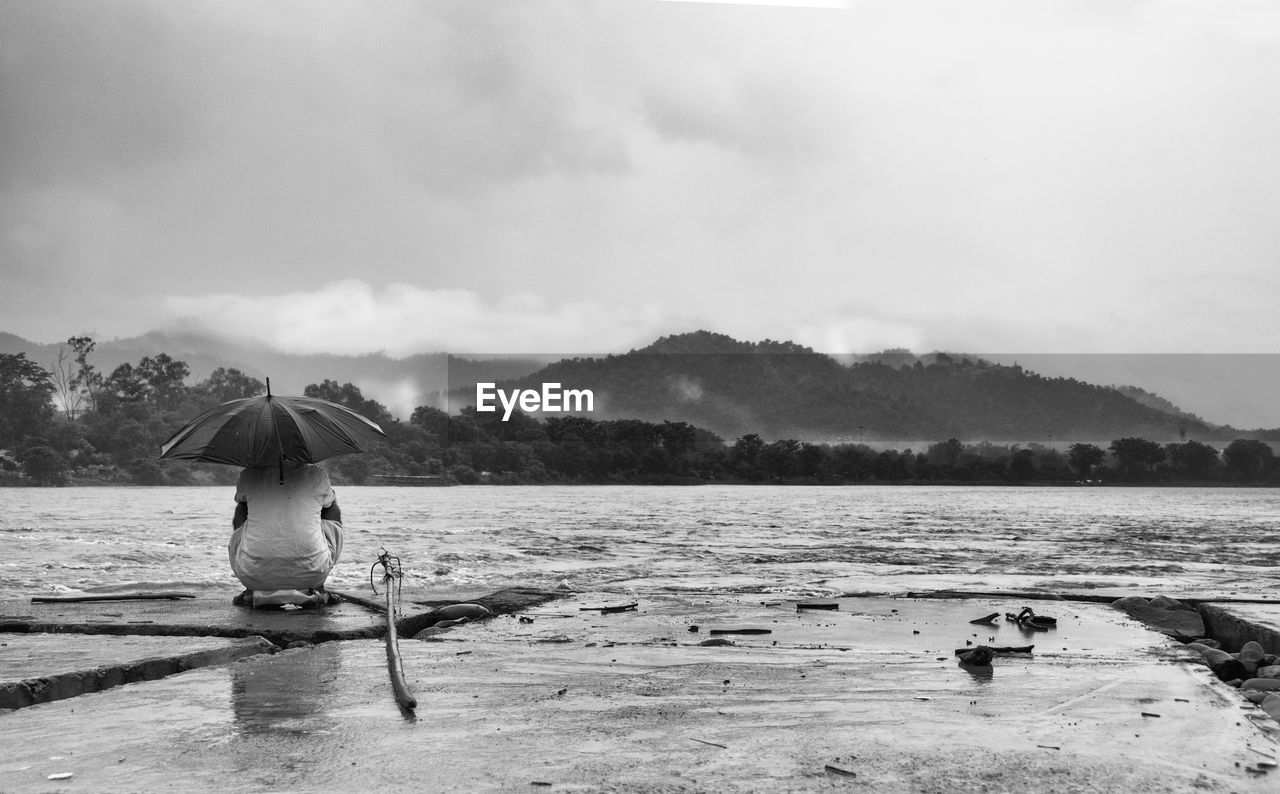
231,644 -> 341,736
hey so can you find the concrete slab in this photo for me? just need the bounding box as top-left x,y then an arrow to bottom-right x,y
0,586 -> 558,647
0,594 -> 386,646
0,587 -> 560,711
1,595 -> 1277,792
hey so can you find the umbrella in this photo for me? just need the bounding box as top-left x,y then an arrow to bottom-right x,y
158,379 -> 386,478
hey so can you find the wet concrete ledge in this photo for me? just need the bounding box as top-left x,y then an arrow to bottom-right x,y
1200,604 -> 1280,655
0,637 -> 276,710
3,584 -> 1276,723
0,586 -> 560,711
0,617 -> 383,646
4,592 -> 1278,792
0,586 -> 560,647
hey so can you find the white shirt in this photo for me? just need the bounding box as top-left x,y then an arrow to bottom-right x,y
230,462 -> 337,591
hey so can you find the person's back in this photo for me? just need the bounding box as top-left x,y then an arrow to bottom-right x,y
229,461 -> 343,600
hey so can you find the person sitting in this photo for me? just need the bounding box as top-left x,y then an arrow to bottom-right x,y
228,459 -> 344,609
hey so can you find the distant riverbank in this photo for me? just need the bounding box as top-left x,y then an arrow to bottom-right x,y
1,471 -> 1273,488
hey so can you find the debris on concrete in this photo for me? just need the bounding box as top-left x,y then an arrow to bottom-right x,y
1007,606 -> 1057,630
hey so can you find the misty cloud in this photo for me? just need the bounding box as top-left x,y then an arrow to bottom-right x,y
162,280 -> 678,356
793,315 -> 927,356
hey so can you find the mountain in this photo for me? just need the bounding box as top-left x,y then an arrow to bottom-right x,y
2,328 -> 1268,443
447,331 -> 1241,444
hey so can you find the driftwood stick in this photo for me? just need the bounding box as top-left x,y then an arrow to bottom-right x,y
953,645 -> 1034,655
384,578 -> 417,710
580,602 -> 638,613
329,589 -> 387,613
368,548 -> 415,711
31,592 -> 196,603
690,738 -> 728,749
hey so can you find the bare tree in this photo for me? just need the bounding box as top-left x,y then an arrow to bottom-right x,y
49,336 -> 100,421
50,342 -> 80,421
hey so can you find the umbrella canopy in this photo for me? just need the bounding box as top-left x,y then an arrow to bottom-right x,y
159,385 -> 386,468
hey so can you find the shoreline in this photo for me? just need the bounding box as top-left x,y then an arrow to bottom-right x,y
4,477 -> 1277,488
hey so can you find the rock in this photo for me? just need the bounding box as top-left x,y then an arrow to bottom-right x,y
1112,596 -> 1148,610
1242,690 -> 1271,704
432,618 -> 470,629
432,603 -> 492,621
1263,693 -> 1280,722
1257,665 -> 1280,679
1241,678 -> 1280,692
1211,659 -> 1250,682
1201,648 -> 1233,667
1240,641 -> 1267,674
1193,638 -> 1221,649
1185,642 -> 1212,654
1149,594 -> 1190,611
700,638 -> 735,647
1112,596 -> 1205,639
1203,647 -> 1249,681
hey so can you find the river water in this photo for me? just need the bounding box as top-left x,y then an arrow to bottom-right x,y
1,485 -> 1278,602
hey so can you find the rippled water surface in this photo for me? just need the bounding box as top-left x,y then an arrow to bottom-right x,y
1,485 -> 1278,601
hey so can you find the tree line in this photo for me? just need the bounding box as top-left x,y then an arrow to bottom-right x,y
2,340 -> 1277,486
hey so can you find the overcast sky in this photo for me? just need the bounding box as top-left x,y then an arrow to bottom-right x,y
3,0 -> 1280,359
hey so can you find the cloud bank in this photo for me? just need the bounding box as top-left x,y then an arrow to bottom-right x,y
163,280 -> 681,356
3,1 -> 1280,356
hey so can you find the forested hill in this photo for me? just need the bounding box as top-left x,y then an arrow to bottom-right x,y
465,331 -> 1225,444
0,331 -> 544,418
0,328 -> 1253,443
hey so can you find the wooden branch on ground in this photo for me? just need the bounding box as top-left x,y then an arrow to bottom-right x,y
31,593 -> 195,603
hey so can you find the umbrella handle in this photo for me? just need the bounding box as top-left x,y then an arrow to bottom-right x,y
266,377 -> 285,485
